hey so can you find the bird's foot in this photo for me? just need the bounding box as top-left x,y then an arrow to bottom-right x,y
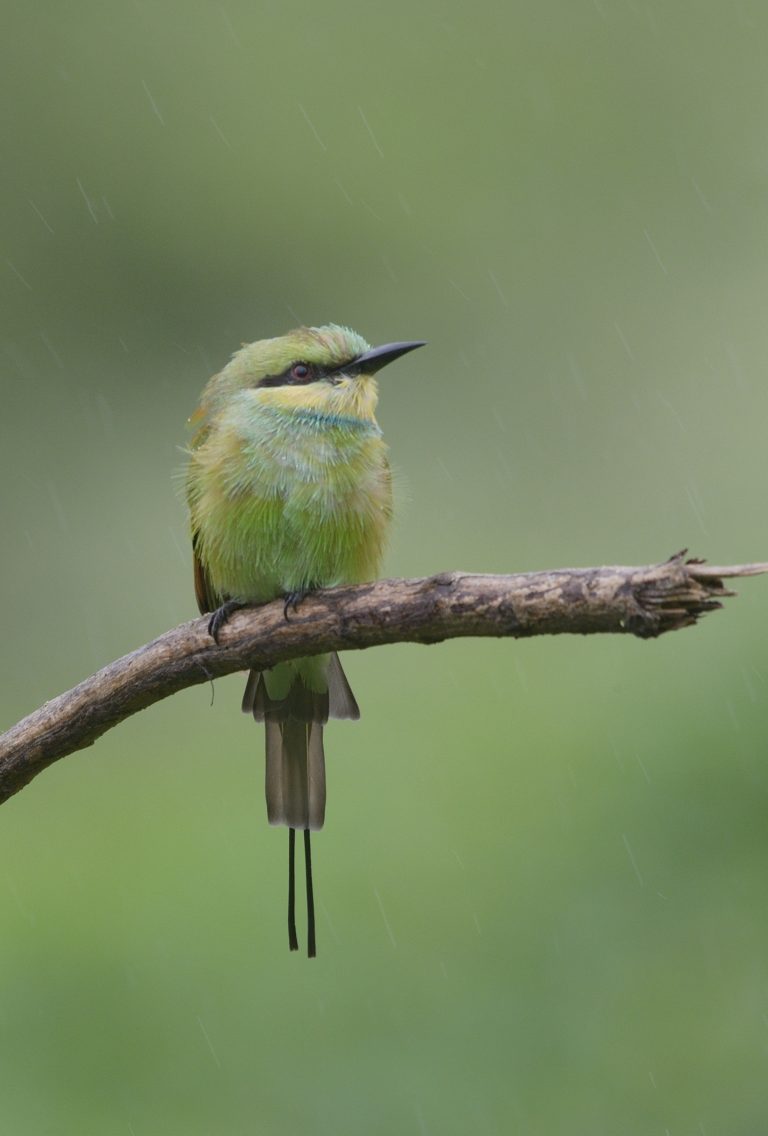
208,599 -> 246,643
283,588 -> 313,621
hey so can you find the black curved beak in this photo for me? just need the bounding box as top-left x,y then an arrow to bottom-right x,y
343,340 -> 426,377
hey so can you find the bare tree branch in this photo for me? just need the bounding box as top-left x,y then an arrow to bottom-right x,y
1,552 -> 766,806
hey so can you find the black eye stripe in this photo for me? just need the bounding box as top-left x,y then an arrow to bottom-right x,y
257,363 -> 314,388
256,359 -> 352,389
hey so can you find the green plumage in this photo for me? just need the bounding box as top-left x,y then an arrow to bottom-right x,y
185,324 -> 424,954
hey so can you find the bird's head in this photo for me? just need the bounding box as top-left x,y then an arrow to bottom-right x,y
192,325 -> 424,435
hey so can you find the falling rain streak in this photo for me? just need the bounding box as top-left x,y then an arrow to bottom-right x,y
621,834 -> 644,888
358,106 -> 385,158
141,79 -> 165,125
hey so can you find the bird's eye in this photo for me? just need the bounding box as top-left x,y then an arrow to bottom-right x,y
290,362 -> 311,382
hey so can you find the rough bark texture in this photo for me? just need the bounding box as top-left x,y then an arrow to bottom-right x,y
1,552 -> 765,806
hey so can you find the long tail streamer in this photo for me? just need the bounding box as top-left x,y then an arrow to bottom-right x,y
287,827 -> 316,957
288,828 -> 298,951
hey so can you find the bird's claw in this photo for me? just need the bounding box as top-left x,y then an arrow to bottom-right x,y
208,599 -> 245,643
283,590 -> 309,621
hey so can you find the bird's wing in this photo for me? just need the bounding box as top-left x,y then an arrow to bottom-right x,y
192,529 -> 219,614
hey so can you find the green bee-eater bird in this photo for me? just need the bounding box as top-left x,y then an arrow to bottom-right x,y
185,325 -> 425,956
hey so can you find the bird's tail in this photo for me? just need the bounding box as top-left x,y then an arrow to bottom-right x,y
241,652 -> 359,956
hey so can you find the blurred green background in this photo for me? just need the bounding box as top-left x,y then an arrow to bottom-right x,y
2,1 -> 768,1132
